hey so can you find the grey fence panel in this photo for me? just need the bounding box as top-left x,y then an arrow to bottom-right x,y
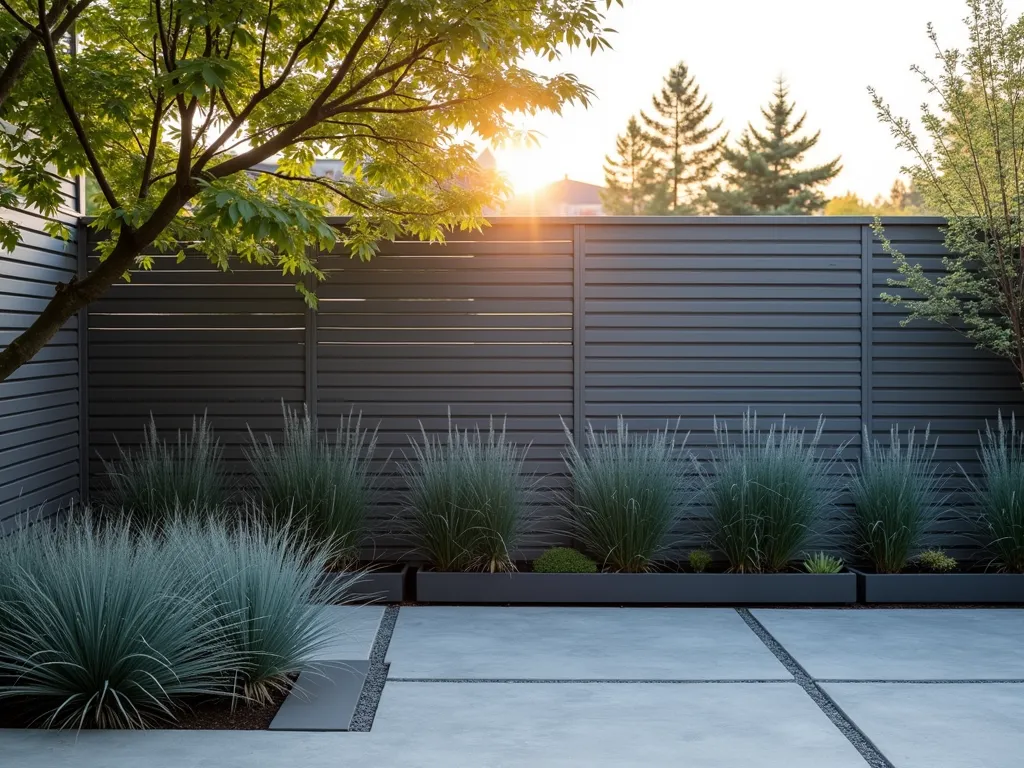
85,236 -> 307,497
0,199 -> 82,529
77,215 -> 1024,561
581,219 -> 869,552
582,220 -> 865,441
871,222 -> 1023,557
316,222 -> 576,558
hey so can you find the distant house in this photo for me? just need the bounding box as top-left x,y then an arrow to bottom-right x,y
249,152 -> 607,216
500,175 -> 605,216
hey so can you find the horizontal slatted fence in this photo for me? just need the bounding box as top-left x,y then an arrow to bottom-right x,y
81,216 -> 1024,561
85,234 -> 307,496
0,185 -> 82,529
316,222 -> 575,557
872,224 -> 1023,558
581,220 -> 867,552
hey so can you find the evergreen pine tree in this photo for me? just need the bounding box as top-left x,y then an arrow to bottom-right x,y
601,116 -> 660,215
706,77 -> 841,214
641,61 -> 725,213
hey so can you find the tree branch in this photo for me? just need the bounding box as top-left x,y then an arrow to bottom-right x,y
35,0 -> 120,210
0,0 -> 90,109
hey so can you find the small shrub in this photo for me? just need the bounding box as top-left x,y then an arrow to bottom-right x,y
698,411 -> 839,573
850,425 -> 944,574
532,547 -> 598,574
965,412 -> 1024,573
401,414 -> 530,573
803,552 -> 844,574
101,413 -> 225,525
164,512 -> 356,705
0,514 -> 240,729
560,416 -> 691,573
246,403 -> 378,569
916,548 -> 958,573
688,549 -> 713,573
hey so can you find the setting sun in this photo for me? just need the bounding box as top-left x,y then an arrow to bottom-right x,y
490,144 -> 556,196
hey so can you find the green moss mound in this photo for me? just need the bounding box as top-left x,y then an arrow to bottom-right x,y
532,547 -> 598,574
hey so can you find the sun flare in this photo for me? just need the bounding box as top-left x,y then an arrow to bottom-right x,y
490,145 -> 554,196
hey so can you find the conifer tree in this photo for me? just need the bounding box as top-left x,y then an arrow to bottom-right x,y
601,116 -> 661,215
641,62 -> 724,213
706,77 -> 841,214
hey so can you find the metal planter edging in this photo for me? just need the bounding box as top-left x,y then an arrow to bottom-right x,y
318,564 -> 409,603
415,570 -> 856,605
850,567 -> 1024,604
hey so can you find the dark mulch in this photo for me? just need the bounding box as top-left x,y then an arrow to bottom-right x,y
0,678 -> 293,731
171,687 -> 290,731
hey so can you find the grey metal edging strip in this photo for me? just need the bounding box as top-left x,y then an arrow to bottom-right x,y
572,224 -> 585,444
76,215 -> 89,505
860,224 -> 873,450
304,246 -> 318,424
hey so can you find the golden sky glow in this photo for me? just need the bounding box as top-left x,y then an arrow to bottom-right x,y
485,0 -> 1024,199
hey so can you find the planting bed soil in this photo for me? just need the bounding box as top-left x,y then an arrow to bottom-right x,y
172,689 -> 289,730
415,566 -> 857,605
0,682 -> 291,731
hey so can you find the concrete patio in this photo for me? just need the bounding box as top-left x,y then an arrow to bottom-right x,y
2,607 -> 1022,768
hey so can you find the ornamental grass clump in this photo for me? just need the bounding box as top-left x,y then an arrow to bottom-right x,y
164,512 -> 357,705
100,413 -> 226,525
966,413 -> 1024,573
849,425 -> 944,574
246,403 -> 378,569
402,415 -> 529,573
699,411 -> 839,573
560,416 -> 691,573
0,514 -> 241,729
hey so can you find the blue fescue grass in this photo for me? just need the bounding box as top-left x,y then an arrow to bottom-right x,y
965,412 -> 1024,572
850,424 -> 945,573
100,413 -> 226,525
560,417 -> 691,573
401,414 -> 530,573
698,411 -> 841,573
0,513 -> 241,729
246,403 -> 378,569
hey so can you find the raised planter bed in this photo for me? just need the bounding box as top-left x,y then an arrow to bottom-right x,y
318,564 -> 408,603
415,569 -> 856,605
850,567 -> 1024,604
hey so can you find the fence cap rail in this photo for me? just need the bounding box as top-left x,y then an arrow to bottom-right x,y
80,214 -> 949,228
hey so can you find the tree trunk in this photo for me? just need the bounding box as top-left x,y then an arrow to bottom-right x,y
0,178 -> 191,382
0,231 -> 138,382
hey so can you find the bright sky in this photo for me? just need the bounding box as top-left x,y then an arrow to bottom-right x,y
491,0 -> 1024,199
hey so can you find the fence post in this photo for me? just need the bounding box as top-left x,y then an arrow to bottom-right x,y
304,244 -> 319,424
860,223 -> 874,456
573,223 -> 585,445
76,213 -> 89,505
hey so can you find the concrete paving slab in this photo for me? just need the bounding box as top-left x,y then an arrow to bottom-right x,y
269,661 -> 369,731
0,683 -> 867,768
824,683 -> 1024,768
309,606 -> 382,661
752,609 -> 1024,680
385,606 -> 791,680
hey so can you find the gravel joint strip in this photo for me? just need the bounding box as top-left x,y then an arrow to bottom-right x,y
737,607 -> 895,768
349,604 -> 399,732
